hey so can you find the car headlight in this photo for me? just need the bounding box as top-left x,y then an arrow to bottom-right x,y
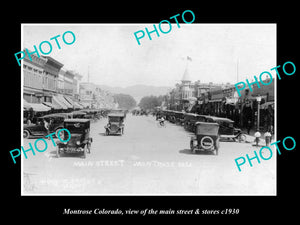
76,141 -> 81,145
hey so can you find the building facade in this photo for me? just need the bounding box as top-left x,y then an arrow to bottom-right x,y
23,53 -> 47,104
79,82 -> 116,109
23,50 -> 85,116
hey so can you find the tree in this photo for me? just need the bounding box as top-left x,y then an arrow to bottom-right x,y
113,93 -> 137,110
139,95 -> 164,110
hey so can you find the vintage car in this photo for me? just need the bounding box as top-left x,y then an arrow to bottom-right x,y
80,109 -> 103,121
183,113 -> 207,132
56,119 -> 92,158
173,111 -> 185,125
204,116 -> 246,142
104,113 -> 125,135
71,110 -> 87,119
23,113 -> 71,139
165,110 -> 177,123
190,121 -> 220,155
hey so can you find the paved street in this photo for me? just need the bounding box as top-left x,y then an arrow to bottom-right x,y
22,114 -> 276,195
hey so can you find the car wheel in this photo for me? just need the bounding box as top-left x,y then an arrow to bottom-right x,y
87,143 -> 91,154
23,130 -> 30,139
215,139 -> 220,156
215,148 -> 219,155
56,146 -> 60,158
82,145 -> 87,159
55,127 -> 63,138
238,134 -> 247,143
190,140 -> 195,153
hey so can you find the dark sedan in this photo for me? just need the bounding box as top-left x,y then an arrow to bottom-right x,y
23,113 -> 71,138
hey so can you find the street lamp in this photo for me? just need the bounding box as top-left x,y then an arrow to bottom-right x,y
256,95 -> 262,131
254,95 -> 262,147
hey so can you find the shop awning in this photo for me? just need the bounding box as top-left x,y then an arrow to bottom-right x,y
225,97 -> 238,105
260,101 -> 274,110
42,101 -> 62,110
23,99 -> 32,110
73,101 -> 83,109
52,96 -> 68,110
57,95 -> 73,109
186,103 -> 195,112
28,103 -> 51,112
80,102 -> 91,108
76,102 -> 85,109
63,96 -> 77,109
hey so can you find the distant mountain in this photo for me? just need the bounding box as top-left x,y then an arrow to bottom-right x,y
97,84 -> 172,103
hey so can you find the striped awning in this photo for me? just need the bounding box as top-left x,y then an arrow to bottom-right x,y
57,95 -> 73,108
42,101 -> 63,110
23,99 -> 32,110
52,95 -> 68,110
28,103 -> 51,112
260,101 -> 274,110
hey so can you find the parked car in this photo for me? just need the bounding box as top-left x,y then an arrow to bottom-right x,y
104,113 -> 125,135
71,110 -> 87,119
190,121 -> 220,155
204,116 -> 246,142
56,119 -> 92,158
173,111 -> 185,125
23,113 -> 71,138
183,113 -> 207,132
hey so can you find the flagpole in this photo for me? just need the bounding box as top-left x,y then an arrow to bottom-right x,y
87,65 -> 90,83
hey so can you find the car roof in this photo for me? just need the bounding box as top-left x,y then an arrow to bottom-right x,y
108,113 -> 125,117
195,121 -> 219,125
64,119 -> 90,123
205,116 -> 234,123
184,113 -> 198,117
72,111 -> 87,115
39,113 -> 71,118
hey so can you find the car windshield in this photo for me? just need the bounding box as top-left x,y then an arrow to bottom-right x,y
196,123 -> 219,135
65,123 -> 89,133
109,117 -> 122,122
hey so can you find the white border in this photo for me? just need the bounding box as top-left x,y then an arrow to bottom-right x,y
20,23 -> 277,196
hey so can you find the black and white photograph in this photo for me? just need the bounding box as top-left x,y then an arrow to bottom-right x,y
21,23 -> 276,195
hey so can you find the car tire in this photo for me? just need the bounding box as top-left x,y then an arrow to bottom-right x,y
238,134 -> 247,143
190,140 -> 195,153
23,130 -> 30,139
56,146 -> 60,158
82,145 -> 87,159
87,143 -> 91,154
55,127 -> 63,138
215,139 -> 220,156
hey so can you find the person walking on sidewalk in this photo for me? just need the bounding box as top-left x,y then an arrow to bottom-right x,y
246,119 -> 252,135
44,119 -> 50,139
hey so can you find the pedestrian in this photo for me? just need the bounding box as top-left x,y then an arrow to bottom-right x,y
247,119 -> 252,135
44,119 -> 50,139
27,117 -> 31,125
159,116 -> 165,126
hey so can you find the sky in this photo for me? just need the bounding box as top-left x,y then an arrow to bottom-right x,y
22,24 -> 276,87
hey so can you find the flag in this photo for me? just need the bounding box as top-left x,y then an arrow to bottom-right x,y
187,56 -> 192,61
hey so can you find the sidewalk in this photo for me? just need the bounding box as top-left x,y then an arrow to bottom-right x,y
241,128 -> 273,146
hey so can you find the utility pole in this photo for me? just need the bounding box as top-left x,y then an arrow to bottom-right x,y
87,65 -> 90,83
